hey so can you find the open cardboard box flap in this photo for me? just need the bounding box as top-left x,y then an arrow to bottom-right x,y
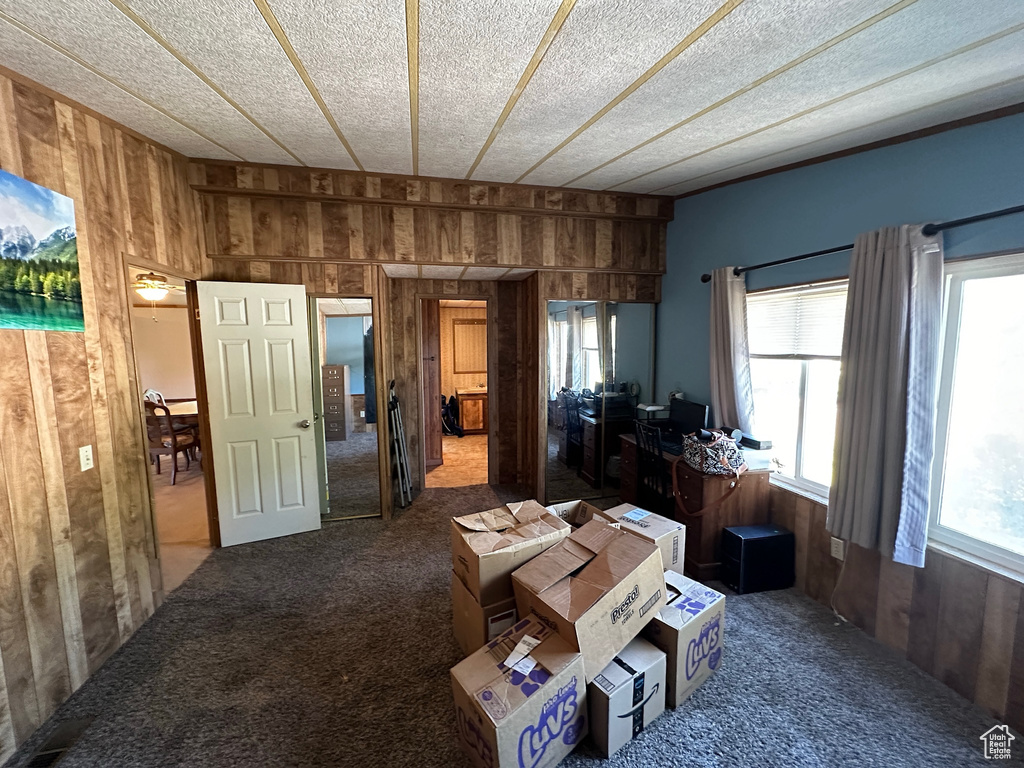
454,501 -> 567,556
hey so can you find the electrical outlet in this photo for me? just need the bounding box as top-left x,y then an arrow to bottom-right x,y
79,445 -> 94,472
360,410 -> 365,417
830,536 -> 846,561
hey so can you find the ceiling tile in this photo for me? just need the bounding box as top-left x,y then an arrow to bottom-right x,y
418,0 -> 565,178
501,269 -> 536,280
0,0 -> 296,162
0,17 -> 234,158
585,0 -> 1024,191
382,264 -> 419,278
419,265 -> 467,280
269,0 -> 412,174
461,267 -> 510,281
469,0 -> 724,183
123,0 -> 357,169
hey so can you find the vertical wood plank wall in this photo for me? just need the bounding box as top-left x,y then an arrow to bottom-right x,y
770,485 -> 1024,732
0,71 -> 202,761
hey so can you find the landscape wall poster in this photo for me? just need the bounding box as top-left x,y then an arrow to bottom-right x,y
0,168 -> 83,332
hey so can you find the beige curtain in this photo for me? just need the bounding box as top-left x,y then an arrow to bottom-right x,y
827,225 -> 943,567
709,267 -> 754,432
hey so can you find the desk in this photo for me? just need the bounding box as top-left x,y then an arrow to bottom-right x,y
620,434 -> 771,580
578,413 -> 634,487
457,389 -> 488,434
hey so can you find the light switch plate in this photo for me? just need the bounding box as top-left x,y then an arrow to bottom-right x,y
830,537 -> 845,561
79,445 -> 94,472
360,410 -> 365,417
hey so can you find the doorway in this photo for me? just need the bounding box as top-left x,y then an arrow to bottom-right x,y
422,298 -> 489,487
313,297 -> 381,520
126,264 -> 211,593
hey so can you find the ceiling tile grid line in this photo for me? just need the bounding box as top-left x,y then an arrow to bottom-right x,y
510,0 -> 745,183
0,8 -> 244,159
267,0 -> 411,176
252,0 -> 364,171
467,0 -> 726,183
659,75 -> 1024,197
417,0 -> 573,180
118,0 -> 355,169
611,6 -> 1024,193
551,0 -> 915,189
635,21 -> 1024,193
0,22 -> 233,159
462,0 -> 578,180
576,0 -> 1024,191
0,0 -> 293,162
105,0 -> 305,166
406,0 -> 419,176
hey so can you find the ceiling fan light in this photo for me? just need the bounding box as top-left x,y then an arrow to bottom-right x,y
136,286 -> 169,301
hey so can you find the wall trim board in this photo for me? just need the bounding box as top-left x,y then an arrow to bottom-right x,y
0,64 -> 187,162
675,101 -> 1024,200
196,157 -> 676,210
193,186 -> 671,223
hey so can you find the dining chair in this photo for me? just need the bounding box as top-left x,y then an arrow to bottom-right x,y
144,401 -> 195,485
635,420 -> 672,515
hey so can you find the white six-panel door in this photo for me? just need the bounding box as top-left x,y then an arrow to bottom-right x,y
197,281 -> 321,546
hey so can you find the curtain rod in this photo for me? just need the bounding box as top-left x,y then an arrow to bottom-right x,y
699,203 -> 1024,283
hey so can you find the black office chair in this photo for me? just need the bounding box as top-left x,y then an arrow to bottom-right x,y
564,397 -> 584,471
635,420 -> 672,514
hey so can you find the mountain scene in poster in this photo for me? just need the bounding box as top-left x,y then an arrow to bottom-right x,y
0,168 -> 83,332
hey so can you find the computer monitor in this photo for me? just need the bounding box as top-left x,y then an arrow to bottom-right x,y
669,399 -> 709,435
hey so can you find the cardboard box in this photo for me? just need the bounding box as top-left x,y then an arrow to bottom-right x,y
602,503 -> 686,575
588,637 -> 667,757
452,571 -> 519,656
452,615 -> 588,768
512,519 -> 667,683
452,500 -> 571,605
642,571 -> 725,707
545,500 -> 611,527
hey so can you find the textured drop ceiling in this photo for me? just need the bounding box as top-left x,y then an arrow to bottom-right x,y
1,0 -> 1022,195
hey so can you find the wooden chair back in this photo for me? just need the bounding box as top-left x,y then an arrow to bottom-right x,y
635,420 -> 668,510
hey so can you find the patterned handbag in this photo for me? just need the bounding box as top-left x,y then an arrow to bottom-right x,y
681,430 -> 747,476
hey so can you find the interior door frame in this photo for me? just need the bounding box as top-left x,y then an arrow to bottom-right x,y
308,291 -> 392,521
120,254 -> 221,556
416,292 -> 495,487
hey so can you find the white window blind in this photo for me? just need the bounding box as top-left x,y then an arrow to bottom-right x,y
747,282 -> 848,358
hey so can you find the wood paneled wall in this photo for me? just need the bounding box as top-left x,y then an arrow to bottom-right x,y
0,71 -> 202,760
770,485 -> 1024,732
440,306 -> 487,397
190,162 -> 669,276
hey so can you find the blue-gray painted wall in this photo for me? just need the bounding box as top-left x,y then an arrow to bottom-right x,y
325,316 -> 365,394
656,111 -> 1024,414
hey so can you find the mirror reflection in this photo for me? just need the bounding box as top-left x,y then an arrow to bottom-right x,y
545,300 -> 654,503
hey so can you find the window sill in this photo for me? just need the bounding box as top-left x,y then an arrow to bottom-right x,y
927,541 -> 1024,586
768,473 -> 830,506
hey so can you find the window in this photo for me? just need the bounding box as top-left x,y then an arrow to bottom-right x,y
747,281 -> 848,496
582,315 -> 601,390
929,252 -> 1024,573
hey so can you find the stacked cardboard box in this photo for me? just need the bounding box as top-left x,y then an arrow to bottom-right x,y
600,503 -> 686,576
588,637 -> 667,757
450,503 -> 723,767
451,500 -> 570,654
511,519 -> 667,682
642,570 -> 726,707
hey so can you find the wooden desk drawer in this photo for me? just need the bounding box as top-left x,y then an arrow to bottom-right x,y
582,424 -> 596,449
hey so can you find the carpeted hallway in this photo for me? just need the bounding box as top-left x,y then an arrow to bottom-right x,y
5,486 -> 1018,768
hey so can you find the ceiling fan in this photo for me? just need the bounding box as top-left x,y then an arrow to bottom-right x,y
132,272 -> 185,302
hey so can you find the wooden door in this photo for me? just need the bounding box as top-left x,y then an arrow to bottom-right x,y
421,299 -> 442,468
197,281 -> 321,546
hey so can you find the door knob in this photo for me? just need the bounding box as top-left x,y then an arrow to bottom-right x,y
299,419 -> 311,429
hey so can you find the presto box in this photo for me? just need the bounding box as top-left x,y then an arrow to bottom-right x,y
588,637 -> 666,758
452,500 -> 571,605
602,503 -> 686,575
641,571 -> 725,707
452,615 -> 588,768
452,571 -> 519,656
512,519 -> 666,683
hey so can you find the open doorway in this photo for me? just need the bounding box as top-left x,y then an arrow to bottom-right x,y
126,265 -> 211,593
313,298 -> 381,520
423,298 -> 489,487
